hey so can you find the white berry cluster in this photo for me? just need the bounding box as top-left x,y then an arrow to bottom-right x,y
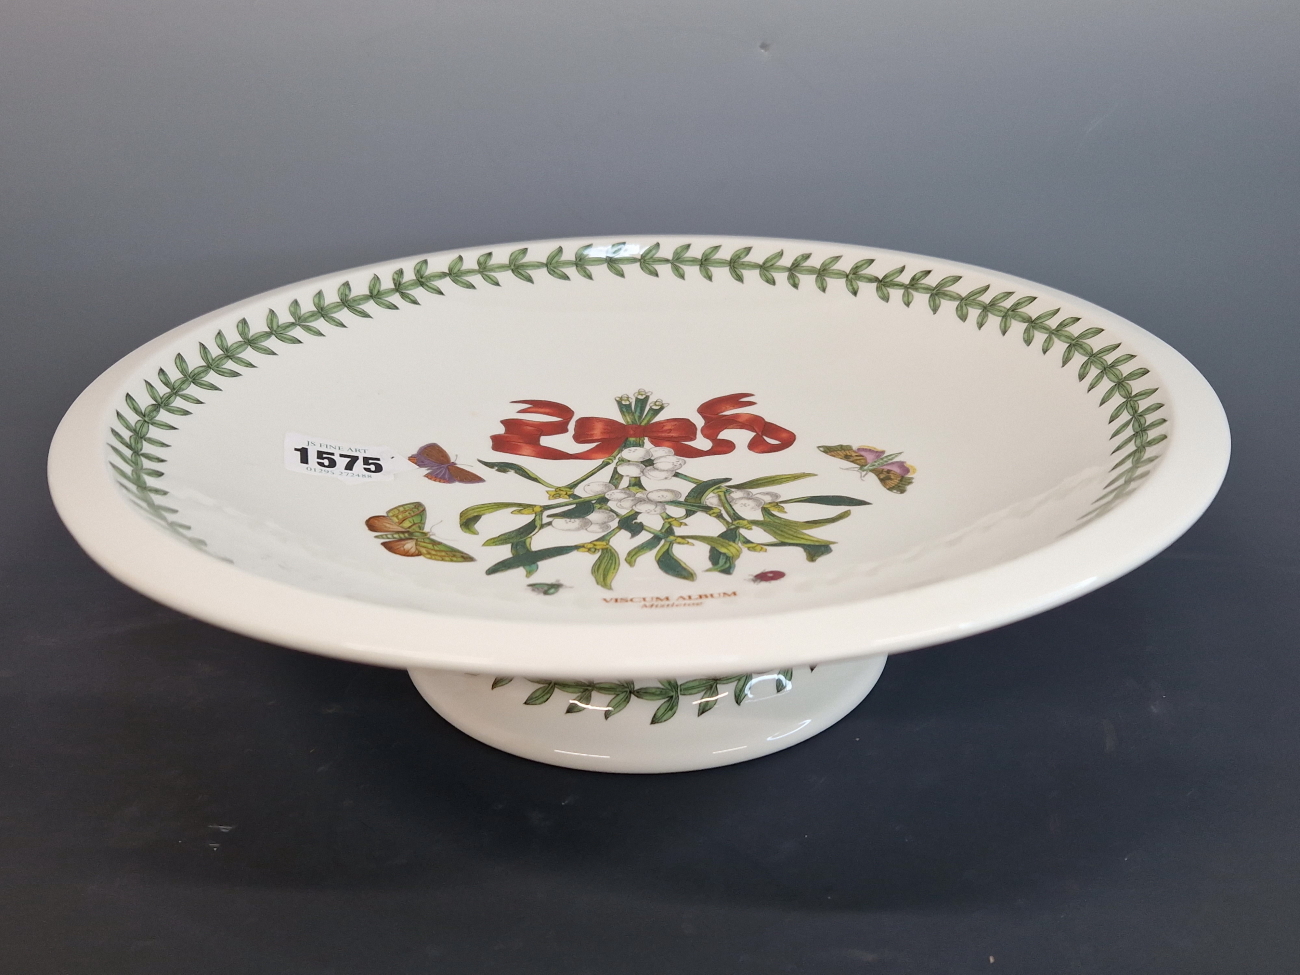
724,487 -> 781,518
614,445 -> 687,480
548,445 -> 690,533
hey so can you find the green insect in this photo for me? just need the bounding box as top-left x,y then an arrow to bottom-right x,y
526,581 -> 567,596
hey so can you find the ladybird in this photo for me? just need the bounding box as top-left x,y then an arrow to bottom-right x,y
750,570 -> 786,583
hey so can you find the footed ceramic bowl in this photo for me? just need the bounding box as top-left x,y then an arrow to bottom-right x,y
49,236 -> 1228,772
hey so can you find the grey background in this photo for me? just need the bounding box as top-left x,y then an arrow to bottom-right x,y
3,1 -> 1298,972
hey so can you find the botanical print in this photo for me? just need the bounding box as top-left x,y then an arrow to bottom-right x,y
489,670 -> 797,724
365,502 -> 475,562
818,444 -> 917,494
458,391 -> 873,590
109,242 -> 1164,553
408,443 -> 486,483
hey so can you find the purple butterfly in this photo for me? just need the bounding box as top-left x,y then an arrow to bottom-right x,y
408,443 -> 485,484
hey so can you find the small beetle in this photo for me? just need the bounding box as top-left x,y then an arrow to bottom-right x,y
749,570 -> 786,584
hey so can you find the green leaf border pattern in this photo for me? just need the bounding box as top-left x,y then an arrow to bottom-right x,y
108,242 -> 1165,546
490,670 -> 797,724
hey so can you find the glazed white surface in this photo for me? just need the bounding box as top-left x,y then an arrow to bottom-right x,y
48,237 -> 1229,679
411,657 -> 888,773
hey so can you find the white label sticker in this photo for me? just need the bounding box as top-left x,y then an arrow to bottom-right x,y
284,433 -> 399,482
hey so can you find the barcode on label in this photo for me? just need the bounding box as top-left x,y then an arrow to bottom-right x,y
284,433 -> 397,481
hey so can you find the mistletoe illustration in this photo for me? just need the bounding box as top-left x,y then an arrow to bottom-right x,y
458,391 -> 873,589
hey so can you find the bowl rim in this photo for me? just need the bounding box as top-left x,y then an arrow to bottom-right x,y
48,235 -> 1230,678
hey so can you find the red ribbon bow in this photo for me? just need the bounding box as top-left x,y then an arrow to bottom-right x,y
490,393 -> 796,460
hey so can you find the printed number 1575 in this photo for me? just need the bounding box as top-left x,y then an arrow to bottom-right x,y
294,447 -> 384,473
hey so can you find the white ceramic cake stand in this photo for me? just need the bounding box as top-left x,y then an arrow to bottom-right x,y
48,236 -> 1229,772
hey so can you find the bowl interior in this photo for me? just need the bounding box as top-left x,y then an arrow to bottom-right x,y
105,239 -> 1166,626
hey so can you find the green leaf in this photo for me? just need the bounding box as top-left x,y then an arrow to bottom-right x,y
782,495 -> 871,507
605,689 -> 632,719
591,546 -> 620,590
566,687 -> 594,713
768,542 -> 835,562
477,460 -> 553,486
679,535 -> 743,559
617,510 -> 644,538
459,501 -> 525,534
524,683 -> 557,705
754,519 -> 835,546
651,695 -> 680,725
656,541 -> 696,581
491,677 -> 513,689
729,472 -> 816,490
707,527 -> 741,575
733,675 -> 752,705
485,546 -> 578,575
763,509 -> 852,529
625,534 -> 660,567
684,477 -> 731,504
482,516 -> 543,547
509,539 -> 540,577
